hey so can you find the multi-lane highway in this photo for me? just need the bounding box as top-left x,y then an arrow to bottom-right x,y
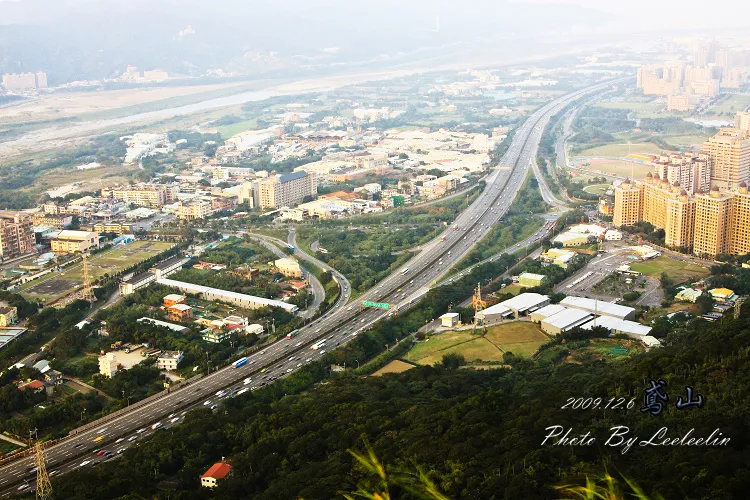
0,79 -> 619,494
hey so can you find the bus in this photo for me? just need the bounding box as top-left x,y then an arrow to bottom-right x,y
234,357 -> 248,368
311,340 -> 327,350
401,268 -> 410,275
286,329 -> 300,339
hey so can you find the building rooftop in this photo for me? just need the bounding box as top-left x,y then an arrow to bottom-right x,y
202,463 -> 232,480
153,255 -> 189,271
122,271 -> 154,285
542,308 -> 594,330
136,317 -> 189,332
168,303 -> 192,312
157,278 -> 298,313
519,272 -> 546,281
531,304 -> 567,320
440,312 -> 460,319
581,316 -> 652,336
158,350 -> 183,360
163,294 -> 186,302
499,293 -> 550,313
56,230 -> 98,240
560,296 -> 635,320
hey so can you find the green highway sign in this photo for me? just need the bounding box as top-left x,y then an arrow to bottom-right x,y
362,301 -> 390,310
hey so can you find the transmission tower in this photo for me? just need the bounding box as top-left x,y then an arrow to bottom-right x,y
472,283 -> 486,333
35,441 -> 52,500
81,253 -> 95,303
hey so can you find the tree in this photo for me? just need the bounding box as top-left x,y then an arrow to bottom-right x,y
440,353 -> 465,370
696,293 -> 715,314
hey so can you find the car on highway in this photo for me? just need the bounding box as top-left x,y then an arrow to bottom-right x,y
49,470 -> 59,476
115,437 -> 125,444
152,422 -> 162,430
17,483 -> 29,491
203,400 -> 212,406
96,450 -> 106,456
79,460 -> 91,467
128,436 -> 138,442
170,417 -> 180,423
93,436 -> 104,443
136,428 -> 146,434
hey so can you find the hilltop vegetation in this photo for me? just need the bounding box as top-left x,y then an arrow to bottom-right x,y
48,306 -> 750,499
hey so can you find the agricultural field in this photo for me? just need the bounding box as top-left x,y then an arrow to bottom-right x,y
215,119 -> 259,138
20,240 -> 174,303
576,142 -> 663,157
662,134 -> 711,148
703,94 -> 750,117
569,158 -> 653,179
596,100 -> 665,118
372,360 -> 417,376
629,256 -> 710,283
404,322 -> 549,366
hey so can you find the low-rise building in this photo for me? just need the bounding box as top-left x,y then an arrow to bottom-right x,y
540,248 -> 577,269
156,351 -> 183,371
541,308 -> 595,335
136,317 -> 189,333
50,230 -> 100,255
98,352 -> 120,378
709,288 -> 736,303
439,312 -> 460,328
560,296 -> 636,320
518,272 -> 546,288
201,328 -> 232,343
274,258 -> 303,278
163,294 -> 187,308
0,306 -> 18,327
201,463 -> 232,488
168,303 -> 193,322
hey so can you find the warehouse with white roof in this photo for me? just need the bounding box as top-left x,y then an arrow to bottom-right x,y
560,296 -> 636,320
476,293 -> 550,324
540,308 -> 594,335
156,278 -> 298,313
580,316 -> 652,336
530,304 -> 567,323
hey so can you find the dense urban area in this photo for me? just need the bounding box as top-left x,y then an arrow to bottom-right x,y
1,16 -> 750,500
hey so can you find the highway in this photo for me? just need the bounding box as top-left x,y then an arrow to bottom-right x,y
0,79 -> 619,494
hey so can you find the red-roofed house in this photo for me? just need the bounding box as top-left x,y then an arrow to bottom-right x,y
201,462 -> 232,488
18,380 -> 46,395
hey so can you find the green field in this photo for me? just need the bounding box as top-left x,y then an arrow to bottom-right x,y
216,119 -> 259,138
596,101 -> 664,118
21,240 -> 174,303
704,94 -> 750,116
663,134 -> 711,148
582,183 -> 612,195
630,256 -> 710,283
569,158 -> 653,179
577,142 -> 662,157
404,322 -> 549,366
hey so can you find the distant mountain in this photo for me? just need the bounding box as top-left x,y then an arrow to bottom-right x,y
0,0 -> 607,84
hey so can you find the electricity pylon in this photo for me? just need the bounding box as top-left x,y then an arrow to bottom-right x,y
35,441 -> 52,500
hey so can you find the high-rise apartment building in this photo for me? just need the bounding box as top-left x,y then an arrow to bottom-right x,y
735,112 -> 750,132
252,171 -> 315,209
729,183 -> 750,256
667,92 -> 694,112
702,128 -> 750,190
615,179 -> 750,257
693,187 -> 733,257
653,152 -> 712,194
640,176 -> 695,249
0,213 -> 35,260
1,72 -> 48,91
636,64 -> 683,96
613,179 -> 643,227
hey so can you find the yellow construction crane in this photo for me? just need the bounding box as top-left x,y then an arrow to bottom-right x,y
472,283 -> 487,333
35,441 -> 52,500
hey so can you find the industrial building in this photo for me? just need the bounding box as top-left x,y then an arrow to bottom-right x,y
529,304 -> 567,323
156,278 -> 298,313
580,316 -> 652,336
50,230 -> 100,255
475,293 -> 550,324
559,296 -> 636,320
540,308 -> 594,335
